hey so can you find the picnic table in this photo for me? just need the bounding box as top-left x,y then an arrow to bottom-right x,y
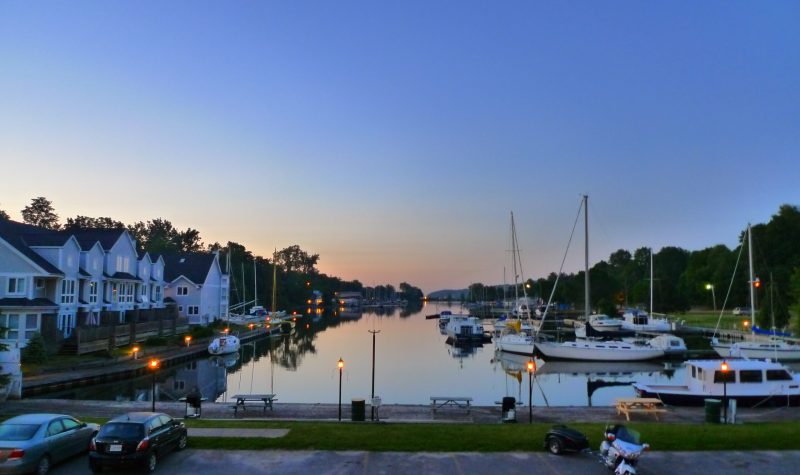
430,396 -> 473,413
231,394 -> 277,417
615,397 -> 667,421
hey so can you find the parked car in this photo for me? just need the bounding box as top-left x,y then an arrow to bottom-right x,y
733,307 -> 752,316
543,425 -> 590,455
0,413 -> 99,475
88,412 -> 187,473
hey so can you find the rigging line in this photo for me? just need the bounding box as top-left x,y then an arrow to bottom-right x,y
535,197 -> 584,339
712,233 -> 747,338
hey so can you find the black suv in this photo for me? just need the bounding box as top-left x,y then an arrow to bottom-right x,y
89,412 -> 187,473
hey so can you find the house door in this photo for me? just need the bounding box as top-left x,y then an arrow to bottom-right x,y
59,313 -> 74,338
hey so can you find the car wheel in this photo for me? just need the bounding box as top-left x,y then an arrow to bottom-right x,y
546,436 -> 564,455
145,452 -> 157,473
177,433 -> 188,451
36,455 -> 51,475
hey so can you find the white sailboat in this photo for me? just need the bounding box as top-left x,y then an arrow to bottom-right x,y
495,212 -> 535,356
208,332 -> 241,355
619,250 -> 672,332
535,195 -> 668,362
712,224 -> 800,361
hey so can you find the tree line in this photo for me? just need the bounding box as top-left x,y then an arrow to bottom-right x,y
467,204 -> 800,332
1,197 -> 426,311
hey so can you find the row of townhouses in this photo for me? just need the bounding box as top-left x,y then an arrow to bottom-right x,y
0,218 -> 229,349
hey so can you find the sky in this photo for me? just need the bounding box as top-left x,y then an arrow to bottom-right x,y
1,1 -> 798,294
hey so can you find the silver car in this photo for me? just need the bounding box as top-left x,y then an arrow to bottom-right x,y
0,414 -> 99,475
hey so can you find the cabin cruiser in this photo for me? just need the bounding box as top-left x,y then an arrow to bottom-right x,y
619,308 -> 672,332
634,359 -> 800,406
445,315 -> 487,342
574,314 -> 624,338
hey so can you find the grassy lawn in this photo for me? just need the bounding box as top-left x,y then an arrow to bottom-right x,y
675,311 -> 751,330
178,419 -> 800,452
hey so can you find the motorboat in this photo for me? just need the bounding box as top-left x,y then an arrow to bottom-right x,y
208,333 -> 241,355
622,334 -> 687,358
445,315 -> 487,342
619,308 -> 672,333
712,337 -> 800,362
634,359 -> 800,406
535,339 -> 665,361
574,314 -> 625,338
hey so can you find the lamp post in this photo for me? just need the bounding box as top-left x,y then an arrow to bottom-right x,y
337,358 -> 344,421
526,359 -> 536,423
132,346 -> 140,360
148,358 -> 160,412
721,360 -> 729,424
368,330 -> 380,421
705,284 -> 716,312
184,335 -> 192,348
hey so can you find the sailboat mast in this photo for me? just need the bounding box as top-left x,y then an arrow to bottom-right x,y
253,260 -> 258,308
242,264 -> 246,308
748,223 -> 756,328
584,195 -> 590,319
511,212 -> 519,304
271,249 -> 278,314
650,249 -> 654,314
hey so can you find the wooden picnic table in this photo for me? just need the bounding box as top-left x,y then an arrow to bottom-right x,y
231,393 -> 277,416
430,396 -> 473,413
615,397 -> 667,421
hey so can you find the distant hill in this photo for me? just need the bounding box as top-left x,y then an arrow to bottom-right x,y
426,289 -> 469,300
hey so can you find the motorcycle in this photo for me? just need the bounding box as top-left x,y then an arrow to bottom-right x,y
599,425 -> 649,475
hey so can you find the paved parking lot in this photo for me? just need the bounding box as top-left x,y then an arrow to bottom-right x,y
51,449 -> 800,475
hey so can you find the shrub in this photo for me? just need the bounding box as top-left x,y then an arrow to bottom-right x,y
21,333 -> 48,365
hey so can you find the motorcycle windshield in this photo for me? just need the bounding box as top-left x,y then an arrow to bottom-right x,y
615,427 -> 641,445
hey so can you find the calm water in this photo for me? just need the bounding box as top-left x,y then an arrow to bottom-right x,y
40,302 -> 711,407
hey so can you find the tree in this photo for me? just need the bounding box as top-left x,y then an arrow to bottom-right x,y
64,215 -> 125,230
0,206 -> 9,220
21,333 -> 48,365
274,245 -> 319,274
21,197 -> 59,229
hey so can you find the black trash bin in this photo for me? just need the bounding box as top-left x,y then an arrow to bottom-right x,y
351,399 -> 366,422
704,399 -> 721,423
502,397 -> 516,423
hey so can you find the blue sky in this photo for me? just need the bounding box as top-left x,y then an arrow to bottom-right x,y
1,1 -> 798,292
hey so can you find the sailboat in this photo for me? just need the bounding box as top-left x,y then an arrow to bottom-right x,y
712,224 -> 800,361
535,196 -> 668,361
495,212 -> 536,356
619,250 -> 672,332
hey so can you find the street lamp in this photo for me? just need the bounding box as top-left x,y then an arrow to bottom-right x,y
148,358 -> 160,412
184,335 -> 192,348
720,360 -> 729,423
132,346 -> 140,360
705,284 -> 716,312
527,359 -> 536,423
337,358 -> 344,421
368,330 -> 380,421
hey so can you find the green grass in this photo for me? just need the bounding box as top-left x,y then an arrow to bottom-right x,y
675,311 -> 750,330
176,420 -> 800,452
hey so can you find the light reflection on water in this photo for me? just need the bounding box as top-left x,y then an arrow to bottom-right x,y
37,302 -> 702,407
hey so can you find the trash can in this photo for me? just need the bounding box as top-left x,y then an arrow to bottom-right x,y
704,399 -> 721,423
351,398 -> 366,422
502,397 -> 516,423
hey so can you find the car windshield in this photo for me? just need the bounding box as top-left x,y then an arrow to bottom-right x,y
98,423 -> 144,439
0,423 -> 40,441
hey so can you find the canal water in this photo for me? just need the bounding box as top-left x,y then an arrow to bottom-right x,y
38,303 -> 715,407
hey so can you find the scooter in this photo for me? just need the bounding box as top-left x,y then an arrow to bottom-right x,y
599,425 -> 649,475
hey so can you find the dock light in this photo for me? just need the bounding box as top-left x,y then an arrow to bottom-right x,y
223,327 -> 229,334
743,320 -> 750,329
721,360 -> 729,424
148,358 -> 161,412
527,359 -> 536,423
338,358 -> 345,421
184,335 -> 192,347
132,346 -> 140,360
249,323 -> 254,330
754,278 -> 761,288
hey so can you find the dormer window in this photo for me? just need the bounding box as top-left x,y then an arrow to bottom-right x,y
177,286 -> 189,296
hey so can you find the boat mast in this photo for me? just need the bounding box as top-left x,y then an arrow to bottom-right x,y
511,212 -> 519,306
584,195 -> 590,319
271,249 -> 278,314
241,264 -> 246,310
650,248 -> 654,315
253,260 -> 258,308
748,223 -> 755,328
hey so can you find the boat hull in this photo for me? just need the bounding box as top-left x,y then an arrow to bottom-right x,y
634,385 -> 800,407
712,343 -> 800,362
536,341 -> 664,361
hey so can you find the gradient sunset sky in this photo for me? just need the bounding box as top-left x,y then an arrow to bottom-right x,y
1,1 -> 798,293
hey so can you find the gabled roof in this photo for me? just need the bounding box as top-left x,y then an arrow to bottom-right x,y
163,252 -> 217,285
0,219 -> 64,275
69,228 -> 129,251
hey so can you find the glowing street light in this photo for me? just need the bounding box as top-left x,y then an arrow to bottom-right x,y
148,358 -> 161,412
705,284 -> 716,312
132,346 -> 140,360
527,359 -> 536,423
337,358 -> 344,421
184,335 -> 192,348
720,360 -> 730,423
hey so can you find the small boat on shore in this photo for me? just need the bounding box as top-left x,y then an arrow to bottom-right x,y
634,359 -> 800,406
208,333 -> 241,355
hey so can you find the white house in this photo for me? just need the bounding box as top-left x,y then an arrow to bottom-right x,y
163,252 -> 228,325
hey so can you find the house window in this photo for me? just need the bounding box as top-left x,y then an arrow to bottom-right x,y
117,283 -> 134,304
67,255 -> 74,267
173,380 -> 185,391
60,279 -> 76,304
35,279 -> 45,290
178,306 -> 184,313
111,283 -> 118,303
187,306 -> 199,315
25,314 -> 39,339
0,314 -> 20,340
177,286 -> 188,296
141,285 -> 147,297
154,285 -> 162,302
88,282 -> 98,304
7,278 -> 26,295
116,256 -> 130,273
